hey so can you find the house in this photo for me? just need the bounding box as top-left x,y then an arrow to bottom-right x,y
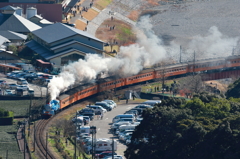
26,23 -> 105,68
0,30 -> 27,44
0,5 -> 41,34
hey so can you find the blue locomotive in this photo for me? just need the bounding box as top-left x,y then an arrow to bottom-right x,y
42,99 -> 60,117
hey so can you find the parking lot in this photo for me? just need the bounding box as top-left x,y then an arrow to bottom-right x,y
84,102 -> 139,157
0,73 -> 48,97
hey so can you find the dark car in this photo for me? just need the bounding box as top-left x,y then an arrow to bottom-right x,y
95,151 -> 117,158
78,108 -> 95,115
81,113 -> 94,120
130,108 -> 143,115
95,102 -> 112,111
135,105 -> 153,109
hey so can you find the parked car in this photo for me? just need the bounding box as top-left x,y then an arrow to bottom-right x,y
103,155 -> 124,159
8,83 -> 19,90
5,89 -> 13,95
82,116 -> 90,124
16,85 -> 29,91
86,105 -> 107,113
135,104 -> 153,109
81,113 -> 95,120
0,80 -> 6,84
103,100 -> 117,108
95,151 -> 117,158
95,102 -> 112,111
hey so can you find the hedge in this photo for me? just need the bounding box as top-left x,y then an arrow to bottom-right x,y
0,111 -> 14,125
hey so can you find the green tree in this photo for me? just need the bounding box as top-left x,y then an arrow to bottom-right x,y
7,45 -> 17,55
226,78 -> 240,98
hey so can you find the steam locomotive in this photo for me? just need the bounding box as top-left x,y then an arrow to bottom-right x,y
42,55 -> 240,117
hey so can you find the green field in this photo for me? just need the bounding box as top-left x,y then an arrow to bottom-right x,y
0,125 -> 23,159
0,99 -> 44,117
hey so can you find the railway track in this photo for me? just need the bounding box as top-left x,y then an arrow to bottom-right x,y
35,119 -> 55,159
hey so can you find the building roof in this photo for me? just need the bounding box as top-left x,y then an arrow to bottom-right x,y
25,40 -> 52,59
0,35 -> 10,45
0,13 -> 41,33
26,40 -> 88,60
0,5 -> 16,11
32,23 -> 103,44
0,30 -> 27,40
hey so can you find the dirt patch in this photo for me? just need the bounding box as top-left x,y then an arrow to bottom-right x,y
75,19 -> 87,31
94,0 -> 113,10
95,18 -> 136,50
205,80 -> 229,93
82,8 -> 99,21
128,10 -> 140,21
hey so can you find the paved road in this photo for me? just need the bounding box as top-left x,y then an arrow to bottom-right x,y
89,102 -> 139,156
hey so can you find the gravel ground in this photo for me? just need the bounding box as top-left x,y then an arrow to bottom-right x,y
151,0 -> 240,48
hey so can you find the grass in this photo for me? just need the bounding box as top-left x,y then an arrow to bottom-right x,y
94,0 -> 113,10
0,99 -> 44,117
0,124 -> 23,159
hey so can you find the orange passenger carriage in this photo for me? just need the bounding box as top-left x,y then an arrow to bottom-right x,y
42,55 -> 240,117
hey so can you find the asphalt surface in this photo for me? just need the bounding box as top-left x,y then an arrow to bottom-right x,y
0,74 -> 47,97
89,101 -> 139,157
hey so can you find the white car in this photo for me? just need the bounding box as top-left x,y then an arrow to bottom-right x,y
104,155 -> 125,159
16,85 -> 29,91
8,83 -> 19,90
104,100 -> 117,108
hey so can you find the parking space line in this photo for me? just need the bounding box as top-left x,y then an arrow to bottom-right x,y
127,107 -> 131,110
105,118 -> 108,120
98,128 -> 100,131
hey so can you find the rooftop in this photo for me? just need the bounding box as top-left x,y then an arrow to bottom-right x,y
32,23 -> 103,44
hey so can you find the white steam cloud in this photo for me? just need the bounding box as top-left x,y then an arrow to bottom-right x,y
48,16 -> 239,100
49,16 -> 167,100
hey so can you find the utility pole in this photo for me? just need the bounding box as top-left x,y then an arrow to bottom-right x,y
180,45 -> 182,63
74,111 -> 77,159
33,121 -> 35,152
46,132 -> 48,159
112,138 -> 114,159
28,96 -> 32,137
23,121 -> 26,159
193,51 -> 196,76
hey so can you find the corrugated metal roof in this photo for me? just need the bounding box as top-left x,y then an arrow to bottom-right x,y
25,40 -> 53,59
0,13 -> 41,33
32,23 -> 103,44
0,30 -> 27,40
0,5 -> 16,11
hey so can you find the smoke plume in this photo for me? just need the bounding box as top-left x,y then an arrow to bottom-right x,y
49,16 -> 167,100
48,16 -> 239,100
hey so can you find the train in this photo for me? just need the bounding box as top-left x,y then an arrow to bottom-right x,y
42,55 -> 240,116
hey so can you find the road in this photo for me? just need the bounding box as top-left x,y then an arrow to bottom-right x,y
89,102 -> 139,156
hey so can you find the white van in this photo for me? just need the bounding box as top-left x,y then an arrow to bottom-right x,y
112,114 -> 135,123
85,138 -> 117,153
116,125 -> 136,135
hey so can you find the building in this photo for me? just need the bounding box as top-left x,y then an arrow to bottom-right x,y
0,5 -> 42,34
0,30 -> 27,44
0,3 -> 62,22
28,14 -> 53,27
26,23 -> 105,68
0,50 -> 22,73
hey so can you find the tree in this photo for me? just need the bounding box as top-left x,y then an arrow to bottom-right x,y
226,77 -> 240,98
7,45 -> 17,55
